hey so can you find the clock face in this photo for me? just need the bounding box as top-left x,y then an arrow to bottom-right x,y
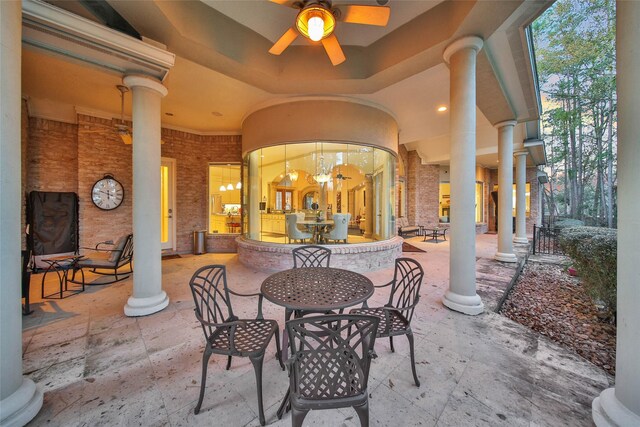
92,176 -> 124,210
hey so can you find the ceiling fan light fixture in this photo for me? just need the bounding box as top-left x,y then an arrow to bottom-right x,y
296,6 -> 335,41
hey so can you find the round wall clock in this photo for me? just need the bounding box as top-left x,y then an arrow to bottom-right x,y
91,175 -> 124,210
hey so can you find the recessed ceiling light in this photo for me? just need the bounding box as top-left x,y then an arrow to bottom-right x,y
437,106 -> 447,112
165,112 -> 174,116
212,111 -> 223,117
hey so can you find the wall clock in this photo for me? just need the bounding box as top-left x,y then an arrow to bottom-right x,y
91,174 -> 124,210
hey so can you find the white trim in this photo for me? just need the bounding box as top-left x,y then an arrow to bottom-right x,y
442,36 -> 484,64
75,106 -> 119,121
160,123 -> 241,136
22,0 -> 174,81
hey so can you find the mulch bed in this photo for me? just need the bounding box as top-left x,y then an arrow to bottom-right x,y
501,262 -> 616,375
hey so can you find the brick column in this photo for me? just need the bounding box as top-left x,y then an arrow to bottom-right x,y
123,75 -> 170,317
441,36 -> 484,316
0,1 -> 44,424
495,120 -> 517,262
513,151 -> 528,244
592,1 -> 640,424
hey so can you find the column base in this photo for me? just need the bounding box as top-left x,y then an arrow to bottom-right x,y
495,252 -> 517,263
0,378 -> 43,427
124,291 -> 169,317
593,387 -> 640,427
442,290 -> 484,315
513,237 -> 529,244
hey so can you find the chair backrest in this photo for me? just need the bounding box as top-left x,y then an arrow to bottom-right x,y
292,245 -> 331,268
397,217 -> 409,228
286,314 -> 379,399
328,213 -> 350,240
387,258 -> 424,323
295,212 -> 305,222
108,234 -> 133,265
286,214 -> 307,240
189,265 -> 234,339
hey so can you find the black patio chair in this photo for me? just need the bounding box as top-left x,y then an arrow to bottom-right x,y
277,314 -> 379,427
189,265 -> 284,426
292,245 -> 331,268
73,233 -> 133,285
350,257 -> 424,386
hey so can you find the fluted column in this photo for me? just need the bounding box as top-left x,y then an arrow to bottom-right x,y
495,121 -> 517,262
364,175 -> 373,238
0,1 -> 44,425
513,151 -> 528,244
592,1 -> 640,425
123,75 -> 169,317
441,36 -> 484,316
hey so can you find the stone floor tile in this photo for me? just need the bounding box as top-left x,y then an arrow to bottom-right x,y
369,383 -> 437,426
23,335 -> 87,373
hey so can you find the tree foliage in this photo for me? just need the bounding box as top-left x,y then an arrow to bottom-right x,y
533,0 -> 617,227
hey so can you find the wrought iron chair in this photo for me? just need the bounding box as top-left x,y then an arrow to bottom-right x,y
74,233 -> 133,285
292,245 -> 331,268
350,257 -> 424,386
189,265 -> 284,425
277,314 -> 379,427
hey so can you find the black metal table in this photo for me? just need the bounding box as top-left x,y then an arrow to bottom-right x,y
261,267 -> 374,419
261,267 -> 374,313
422,226 -> 447,243
41,255 -> 85,299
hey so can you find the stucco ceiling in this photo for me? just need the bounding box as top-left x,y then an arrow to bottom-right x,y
22,0 -> 551,166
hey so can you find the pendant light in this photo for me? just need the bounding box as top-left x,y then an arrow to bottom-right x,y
219,166 -> 226,192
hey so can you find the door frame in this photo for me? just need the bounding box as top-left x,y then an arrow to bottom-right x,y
161,157 -> 177,251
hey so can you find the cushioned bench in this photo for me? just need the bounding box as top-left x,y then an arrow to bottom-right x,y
397,217 -> 420,237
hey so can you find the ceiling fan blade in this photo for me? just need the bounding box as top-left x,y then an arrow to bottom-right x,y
321,34 -> 346,66
269,0 -> 295,6
338,5 -> 390,26
269,27 -> 299,55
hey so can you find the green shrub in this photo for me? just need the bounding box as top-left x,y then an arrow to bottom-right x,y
559,226 -> 617,314
555,218 -> 585,229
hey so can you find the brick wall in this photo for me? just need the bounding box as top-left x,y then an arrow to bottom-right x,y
25,113 -> 242,253
160,129 -> 241,252
406,151 -> 439,227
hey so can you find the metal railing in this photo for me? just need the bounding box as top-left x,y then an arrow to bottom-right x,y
532,225 -> 564,255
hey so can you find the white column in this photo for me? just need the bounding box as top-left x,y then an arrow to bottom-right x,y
592,1 -> 640,425
513,151 -> 528,244
123,75 -> 170,317
495,121 -> 517,262
0,1 -> 44,425
441,36 -> 484,316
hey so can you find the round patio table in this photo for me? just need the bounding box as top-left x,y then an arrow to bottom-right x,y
261,267 -> 374,313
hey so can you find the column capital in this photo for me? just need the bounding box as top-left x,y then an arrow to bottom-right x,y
123,74 -> 168,97
443,36 -> 484,64
494,120 -> 517,129
514,150 -> 529,157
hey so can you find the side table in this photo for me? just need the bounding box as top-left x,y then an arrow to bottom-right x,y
41,255 -> 85,299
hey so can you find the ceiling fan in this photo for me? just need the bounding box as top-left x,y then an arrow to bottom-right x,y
335,170 -> 352,180
115,85 -> 132,145
268,0 -> 390,66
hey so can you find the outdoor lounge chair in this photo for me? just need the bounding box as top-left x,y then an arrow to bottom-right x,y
189,265 -> 284,425
277,314 -> 379,427
75,233 -> 133,285
350,257 -> 424,386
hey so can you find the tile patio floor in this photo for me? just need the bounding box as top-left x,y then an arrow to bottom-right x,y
22,234 -> 610,426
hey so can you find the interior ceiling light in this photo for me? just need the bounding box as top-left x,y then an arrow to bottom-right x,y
227,183 -> 234,190
269,0 -> 390,66
236,181 -> 242,189
438,106 -> 448,112
288,169 -> 299,182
